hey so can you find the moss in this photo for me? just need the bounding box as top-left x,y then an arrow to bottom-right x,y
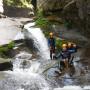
35,17 -> 50,28
36,9 -> 44,18
0,41 -> 15,57
35,9 -> 52,29
7,41 -> 15,49
0,46 -> 8,53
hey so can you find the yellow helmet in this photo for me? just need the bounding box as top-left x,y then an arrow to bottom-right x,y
49,32 -> 53,36
68,42 -> 72,47
62,44 -> 67,48
73,44 -> 76,47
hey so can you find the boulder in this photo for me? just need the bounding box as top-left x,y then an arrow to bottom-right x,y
0,58 -> 12,71
0,18 -> 24,45
0,0 -> 4,14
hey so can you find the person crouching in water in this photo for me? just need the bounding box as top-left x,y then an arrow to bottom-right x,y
56,44 -> 70,70
48,32 -> 56,60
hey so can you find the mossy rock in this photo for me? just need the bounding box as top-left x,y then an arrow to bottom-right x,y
0,41 -> 15,57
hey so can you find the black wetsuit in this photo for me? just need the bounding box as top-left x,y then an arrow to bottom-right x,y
56,50 -> 71,70
48,37 -> 55,60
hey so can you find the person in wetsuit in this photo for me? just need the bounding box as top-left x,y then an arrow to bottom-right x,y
48,32 -> 56,60
56,44 -> 71,71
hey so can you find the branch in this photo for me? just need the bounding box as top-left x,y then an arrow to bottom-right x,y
63,0 -> 76,10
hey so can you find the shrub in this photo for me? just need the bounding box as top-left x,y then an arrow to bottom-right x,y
35,9 -> 51,29
0,41 -> 15,56
35,17 -> 50,28
56,38 -> 68,50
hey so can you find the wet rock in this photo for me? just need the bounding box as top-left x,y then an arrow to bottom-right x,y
4,6 -> 34,17
0,62 -> 12,71
15,51 -> 32,60
0,58 -> 12,71
0,17 -> 31,46
0,14 -> 7,18
0,18 -> 22,45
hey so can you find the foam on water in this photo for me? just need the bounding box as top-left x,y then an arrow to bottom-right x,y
24,22 -> 50,59
13,51 -> 32,71
54,86 -> 90,90
1,70 -> 50,90
0,52 -> 50,90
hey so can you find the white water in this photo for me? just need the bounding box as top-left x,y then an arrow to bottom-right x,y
0,0 -> 4,13
24,22 -> 50,60
54,86 -> 90,90
0,52 -> 89,90
0,22 -> 89,90
13,51 -> 32,71
0,51 -> 50,90
0,22 -> 51,90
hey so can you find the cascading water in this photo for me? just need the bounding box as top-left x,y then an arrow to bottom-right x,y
24,22 -> 50,60
0,22 -> 51,90
0,22 -> 90,90
0,51 -> 50,90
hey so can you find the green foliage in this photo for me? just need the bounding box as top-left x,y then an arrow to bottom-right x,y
44,31 -> 50,38
56,38 -> 68,50
36,9 -> 44,18
4,0 -> 32,8
7,41 -> 15,49
0,41 -> 15,56
0,46 -> 8,53
35,17 -> 50,28
35,9 -> 51,29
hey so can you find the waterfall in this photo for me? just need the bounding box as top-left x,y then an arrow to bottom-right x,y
0,22 -> 89,90
24,22 -> 50,60
0,22 -> 51,90
0,0 -> 4,13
